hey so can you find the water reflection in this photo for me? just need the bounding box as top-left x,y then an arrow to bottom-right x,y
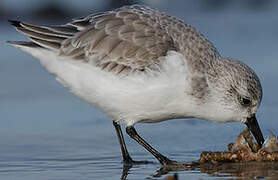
121,164 -> 131,180
199,162 -> 278,178
120,161 -> 278,179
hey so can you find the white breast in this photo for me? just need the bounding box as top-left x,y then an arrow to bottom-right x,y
18,46 -> 197,126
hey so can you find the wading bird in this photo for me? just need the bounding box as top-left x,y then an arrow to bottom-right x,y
8,5 -> 264,166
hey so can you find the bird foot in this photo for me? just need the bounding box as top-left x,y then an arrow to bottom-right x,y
123,155 -> 153,165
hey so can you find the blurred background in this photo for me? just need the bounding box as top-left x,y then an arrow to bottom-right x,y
1,0 -> 278,179
1,0 -> 278,22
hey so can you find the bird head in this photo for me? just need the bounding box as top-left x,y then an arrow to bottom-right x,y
203,58 -> 264,146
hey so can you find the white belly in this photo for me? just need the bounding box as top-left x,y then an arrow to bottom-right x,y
19,47 -> 195,126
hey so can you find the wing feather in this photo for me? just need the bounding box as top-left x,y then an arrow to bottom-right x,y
9,5 -> 220,74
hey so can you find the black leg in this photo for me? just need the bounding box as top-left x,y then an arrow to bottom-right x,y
126,126 -> 176,166
113,121 -> 133,164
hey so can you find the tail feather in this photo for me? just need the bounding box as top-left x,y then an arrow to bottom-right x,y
19,22 -> 72,38
16,26 -> 65,43
8,19 -> 77,51
29,37 -> 61,50
7,40 -> 41,48
8,20 -> 21,27
47,25 -> 78,35
7,40 -> 49,61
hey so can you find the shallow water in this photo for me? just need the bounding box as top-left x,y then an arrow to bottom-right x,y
1,3 -> 278,179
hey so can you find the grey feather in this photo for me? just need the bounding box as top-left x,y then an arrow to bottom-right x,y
9,5 -> 220,74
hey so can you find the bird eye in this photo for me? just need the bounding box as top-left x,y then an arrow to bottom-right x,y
241,97 -> 251,106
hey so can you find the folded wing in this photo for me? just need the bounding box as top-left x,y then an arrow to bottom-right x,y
9,5 -> 219,74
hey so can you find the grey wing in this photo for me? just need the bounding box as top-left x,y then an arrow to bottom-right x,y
61,6 -> 178,72
9,5 -> 219,74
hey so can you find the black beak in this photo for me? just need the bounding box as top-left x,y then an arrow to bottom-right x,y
245,114 -> 264,147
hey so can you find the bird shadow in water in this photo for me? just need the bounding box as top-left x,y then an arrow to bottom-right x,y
120,161 -> 278,179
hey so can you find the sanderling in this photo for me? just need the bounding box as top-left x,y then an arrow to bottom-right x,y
8,5 -> 264,166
